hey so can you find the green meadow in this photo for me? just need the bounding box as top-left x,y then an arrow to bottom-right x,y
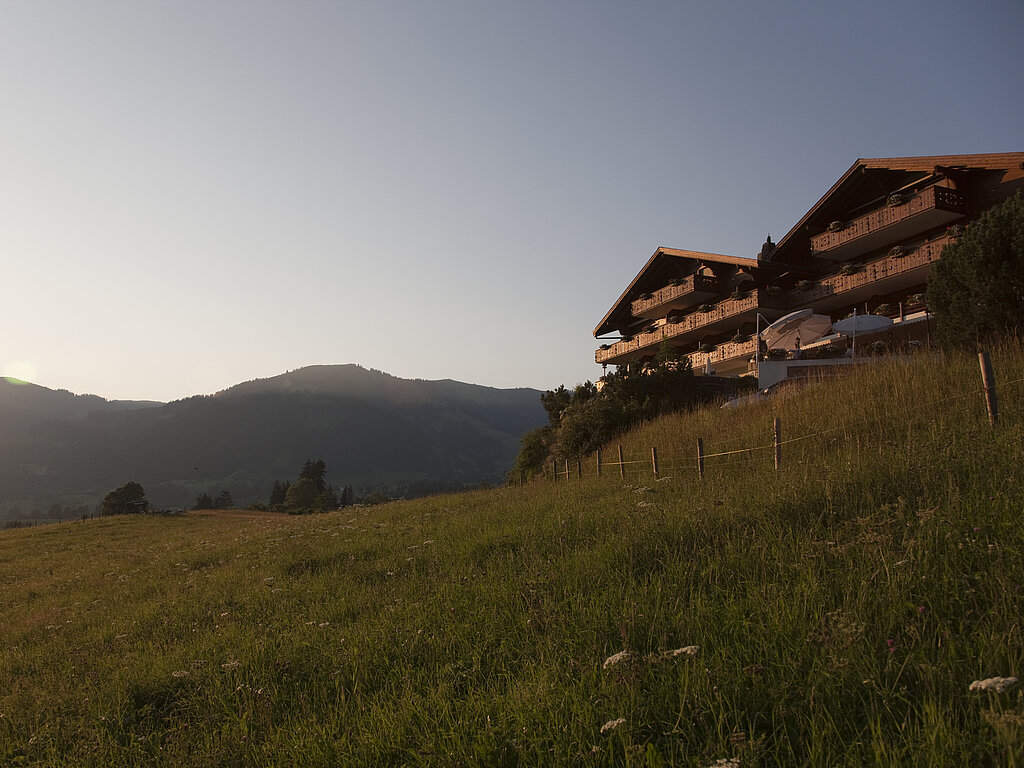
2,343 -> 1023,767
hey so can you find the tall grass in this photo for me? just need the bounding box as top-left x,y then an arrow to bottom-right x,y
2,342 -> 1023,766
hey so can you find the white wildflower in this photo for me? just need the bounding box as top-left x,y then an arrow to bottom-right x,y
171,670 -> 189,678
661,646 -> 700,659
969,676 -> 1018,693
221,660 -> 241,670
600,717 -> 626,733
603,650 -> 633,669
706,759 -> 741,768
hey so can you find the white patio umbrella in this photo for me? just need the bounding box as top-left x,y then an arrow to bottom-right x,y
831,313 -> 894,335
762,310 -> 833,349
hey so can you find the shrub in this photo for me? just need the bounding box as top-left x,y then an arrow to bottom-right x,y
928,191 -> 1024,348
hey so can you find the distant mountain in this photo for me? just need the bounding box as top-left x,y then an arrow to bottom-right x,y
0,377 -> 160,431
0,366 -> 546,518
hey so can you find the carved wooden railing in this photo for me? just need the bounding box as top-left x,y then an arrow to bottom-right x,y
630,274 -> 722,316
788,236 -> 949,307
596,290 -> 786,364
811,186 -> 964,254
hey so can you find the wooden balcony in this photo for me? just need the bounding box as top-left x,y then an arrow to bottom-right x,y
787,236 -> 948,313
685,338 -> 757,376
630,274 -> 723,319
596,290 -> 787,365
810,186 -> 965,261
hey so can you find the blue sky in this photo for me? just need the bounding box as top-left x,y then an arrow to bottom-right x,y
2,1 -> 1022,401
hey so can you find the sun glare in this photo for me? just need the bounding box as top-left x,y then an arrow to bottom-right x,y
3,361 -> 37,385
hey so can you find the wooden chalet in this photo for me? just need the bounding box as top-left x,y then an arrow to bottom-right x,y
594,152 -> 1024,382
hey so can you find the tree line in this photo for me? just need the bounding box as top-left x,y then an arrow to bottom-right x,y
269,459 -> 355,515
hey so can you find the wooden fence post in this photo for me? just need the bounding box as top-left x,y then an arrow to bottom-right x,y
596,448 -> 602,477
774,417 -> 782,471
979,351 -> 998,426
576,458 -> 582,479
651,447 -> 659,477
564,458 -> 569,481
697,437 -> 705,480
618,445 -> 625,479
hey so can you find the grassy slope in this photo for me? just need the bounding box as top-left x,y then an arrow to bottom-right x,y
1,344 -> 1023,767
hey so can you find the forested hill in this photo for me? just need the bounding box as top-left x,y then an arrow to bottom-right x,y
0,366 -> 546,517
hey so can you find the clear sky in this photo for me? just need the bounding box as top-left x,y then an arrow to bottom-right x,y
2,1 -> 1022,402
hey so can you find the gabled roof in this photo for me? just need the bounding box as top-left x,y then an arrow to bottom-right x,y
767,152 -> 1024,264
593,247 -> 762,337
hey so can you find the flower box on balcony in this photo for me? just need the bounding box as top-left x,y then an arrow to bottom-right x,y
907,292 -> 927,306
840,264 -> 861,276
827,221 -> 846,233
796,280 -> 816,291
698,343 -> 715,353
888,245 -> 907,258
698,304 -> 715,313
887,193 -> 905,207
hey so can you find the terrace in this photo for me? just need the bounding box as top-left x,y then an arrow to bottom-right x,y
596,289 -> 787,365
630,274 -> 723,319
787,235 -> 948,313
810,186 -> 965,261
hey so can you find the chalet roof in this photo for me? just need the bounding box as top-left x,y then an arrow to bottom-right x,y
767,152 -> 1024,264
593,247 -> 763,338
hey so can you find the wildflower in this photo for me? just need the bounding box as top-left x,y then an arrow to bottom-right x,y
221,660 -> 241,670
600,717 -> 626,733
653,646 -> 700,661
171,670 -> 189,678
917,606 -> 927,614
969,676 -> 1018,693
603,651 -> 633,669
706,758 -> 741,768
886,638 -> 896,653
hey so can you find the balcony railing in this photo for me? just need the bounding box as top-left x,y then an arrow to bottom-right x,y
630,274 -> 722,318
787,236 -> 948,308
685,338 -> 756,372
810,186 -> 965,261
596,289 -> 787,365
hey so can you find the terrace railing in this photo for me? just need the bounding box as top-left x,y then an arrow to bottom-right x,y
630,274 -> 722,317
788,236 -> 949,308
596,289 -> 787,365
810,186 -> 965,260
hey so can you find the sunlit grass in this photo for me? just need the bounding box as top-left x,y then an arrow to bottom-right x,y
2,342 -> 1023,765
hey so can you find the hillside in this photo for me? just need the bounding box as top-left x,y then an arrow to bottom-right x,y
1,344 -> 1022,766
0,365 -> 546,517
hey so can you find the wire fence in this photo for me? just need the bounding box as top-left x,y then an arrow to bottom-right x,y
514,352 -> 1018,487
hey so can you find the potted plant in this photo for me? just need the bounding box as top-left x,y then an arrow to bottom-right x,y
886,193 -> 905,207
907,292 -> 927,306
888,245 -> 907,258
729,288 -> 749,300
840,263 -> 860,276
796,279 -> 816,291
827,221 -> 846,233
765,285 -> 783,296
698,303 -> 715,313
698,342 -> 715,354
731,332 -> 749,344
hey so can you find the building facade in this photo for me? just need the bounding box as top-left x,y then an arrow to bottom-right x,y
594,153 -> 1024,381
